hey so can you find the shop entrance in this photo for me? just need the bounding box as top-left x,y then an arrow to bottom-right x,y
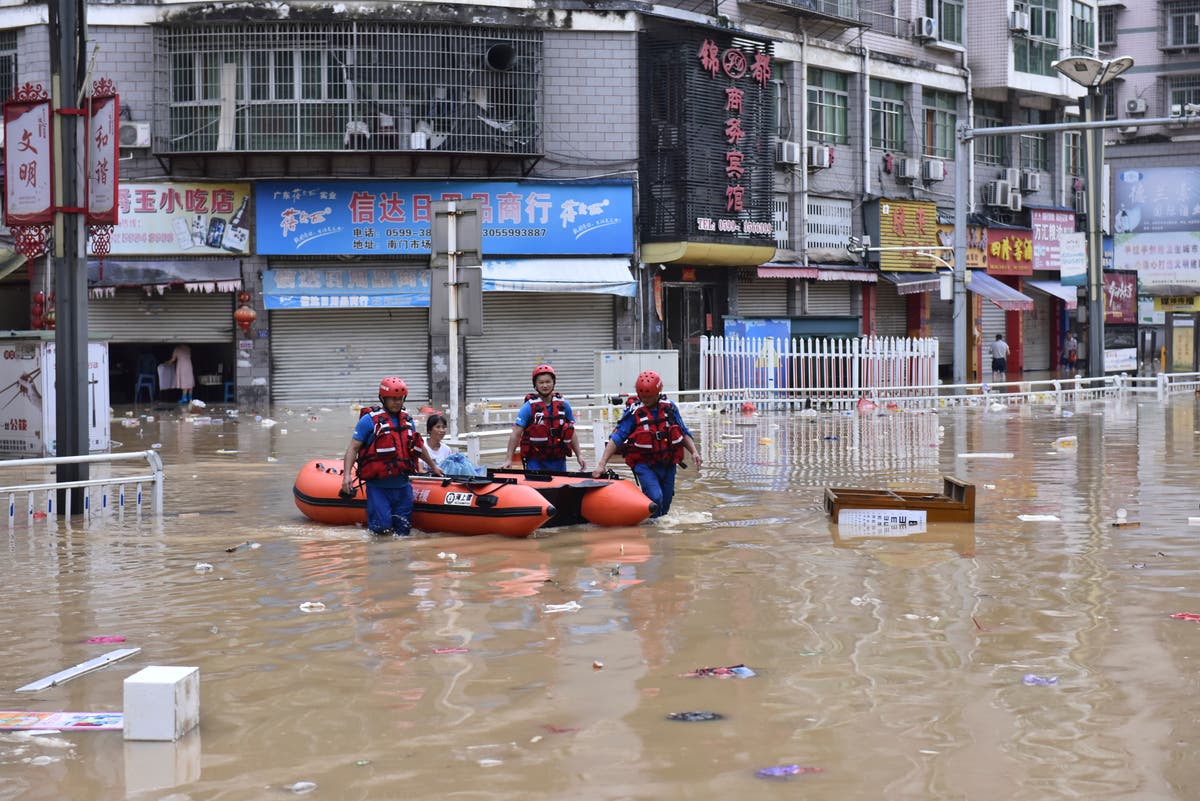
664,284 -> 706,390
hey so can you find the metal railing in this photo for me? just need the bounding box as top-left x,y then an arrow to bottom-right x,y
2,450 -> 164,527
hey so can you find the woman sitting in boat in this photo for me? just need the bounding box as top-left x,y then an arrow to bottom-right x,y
423,413 -> 453,470
501,364 -> 587,473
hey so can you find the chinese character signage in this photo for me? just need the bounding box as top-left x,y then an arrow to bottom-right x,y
1114,230 -> 1200,293
1030,208 -> 1076,272
3,92 -> 53,226
1113,165 -> 1200,292
1152,295 -> 1200,312
1058,232 -> 1087,287
255,180 -> 633,257
879,200 -> 938,271
1104,271 -> 1137,324
87,92 -> 119,225
986,228 -> 1033,276
105,182 -> 252,256
934,223 -> 986,269
262,268 -> 430,309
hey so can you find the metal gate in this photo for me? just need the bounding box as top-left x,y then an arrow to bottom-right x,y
88,289 -> 234,342
1022,291 -> 1052,371
736,278 -> 789,317
805,281 -> 852,315
875,280 -> 908,338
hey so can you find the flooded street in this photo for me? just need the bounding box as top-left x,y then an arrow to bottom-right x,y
3,393 -> 1200,801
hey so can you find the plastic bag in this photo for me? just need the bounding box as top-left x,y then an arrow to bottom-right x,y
439,452 -> 485,477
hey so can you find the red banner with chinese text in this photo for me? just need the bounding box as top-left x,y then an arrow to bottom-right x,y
986,228 -> 1033,276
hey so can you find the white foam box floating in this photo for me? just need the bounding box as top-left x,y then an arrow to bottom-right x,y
123,666 -> 199,741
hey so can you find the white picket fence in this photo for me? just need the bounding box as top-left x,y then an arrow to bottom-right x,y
700,335 -> 940,409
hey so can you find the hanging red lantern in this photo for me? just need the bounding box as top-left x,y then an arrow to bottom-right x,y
237,291 -> 251,305
234,304 -> 257,336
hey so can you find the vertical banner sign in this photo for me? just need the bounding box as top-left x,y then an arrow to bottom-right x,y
879,200 -> 939,271
3,90 -> 54,225
1104,272 -> 1137,324
87,92 -> 119,224
1059,232 -> 1087,286
1030,209 -> 1076,272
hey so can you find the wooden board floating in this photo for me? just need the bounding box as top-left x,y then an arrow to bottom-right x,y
15,648 -> 141,693
824,476 -> 976,524
0,711 -> 123,731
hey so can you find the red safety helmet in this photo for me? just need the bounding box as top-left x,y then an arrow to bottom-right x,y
378,376 -> 408,399
635,371 -> 663,394
531,364 -> 557,385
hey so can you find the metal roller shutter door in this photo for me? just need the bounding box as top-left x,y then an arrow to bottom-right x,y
736,278 -> 789,317
875,280 -> 908,338
928,299 -> 954,365
980,303 -> 1007,367
1022,291 -> 1052,371
270,308 -> 429,405
465,293 -> 615,402
806,281 -> 852,315
88,289 -> 234,342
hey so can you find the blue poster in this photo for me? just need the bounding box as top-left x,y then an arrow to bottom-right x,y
255,180 -> 634,256
1112,166 -> 1200,233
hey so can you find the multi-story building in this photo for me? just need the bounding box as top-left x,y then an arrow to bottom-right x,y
1,0 -> 1193,406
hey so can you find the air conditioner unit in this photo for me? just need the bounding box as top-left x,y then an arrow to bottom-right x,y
1118,125 -> 1140,136
915,16 -> 938,41
777,140 -> 802,165
982,180 -> 1012,207
1125,98 -> 1148,115
806,144 -> 832,169
922,159 -> 946,182
1009,10 -> 1030,33
1008,192 -> 1023,212
897,156 -> 921,181
1003,167 -> 1021,186
118,121 -> 151,149
1074,190 -> 1088,214
1020,171 -> 1041,193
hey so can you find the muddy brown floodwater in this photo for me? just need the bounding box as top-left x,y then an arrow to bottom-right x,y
2,394 -> 1199,801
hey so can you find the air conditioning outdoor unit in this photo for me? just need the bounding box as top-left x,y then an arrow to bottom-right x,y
1009,10 -> 1030,33
915,16 -> 938,41
1125,98 -> 1148,115
806,144 -> 832,169
777,140 -> 802,165
1003,167 -> 1021,186
982,180 -> 1012,208
1118,125 -> 1140,136
1020,171 -> 1041,193
1008,192 -> 1023,212
118,121 -> 151,149
922,159 -> 946,182
897,156 -> 921,181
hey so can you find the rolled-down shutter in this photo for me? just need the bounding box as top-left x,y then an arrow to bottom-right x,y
928,298 -> 954,365
875,280 -> 908,338
88,289 -> 234,342
465,293 -> 615,402
269,307 -> 429,405
736,278 -> 790,317
805,281 -> 852,315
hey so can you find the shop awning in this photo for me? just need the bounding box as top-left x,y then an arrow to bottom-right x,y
1024,279 -> 1078,310
757,265 -> 819,279
482,258 -> 636,296
87,259 -> 242,291
882,272 -> 942,295
966,271 -> 1034,311
813,265 -> 877,282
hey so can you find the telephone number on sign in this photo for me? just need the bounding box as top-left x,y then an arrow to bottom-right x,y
483,228 -> 547,237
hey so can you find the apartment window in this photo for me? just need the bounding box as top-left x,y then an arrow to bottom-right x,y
807,68 -> 849,144
974,99 -> 1007,166
1099,7 -> 1117,46
773,193 -> 791,251
1167,75 -> 1200,109
869,79 -> 905,151
1071,1 -> 1095,56
1101,83 -> 1118,119
1166,1 -> 1200,48
1014,0 -> 1059,77
925,0 -> 964,45
1019,108 -> 1049,170
0,31 -> 18,102
772,78 -> 792,139
159,23 -> 543,154
1064,114 -> 1082,177
922,89 -> 957,159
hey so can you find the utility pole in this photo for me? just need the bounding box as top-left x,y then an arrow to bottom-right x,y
49,0 -> 89,511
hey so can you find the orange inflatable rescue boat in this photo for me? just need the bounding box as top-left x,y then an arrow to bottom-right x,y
293,459 -> 554,537
487,468 -> 656,527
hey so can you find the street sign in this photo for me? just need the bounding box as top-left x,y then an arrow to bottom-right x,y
3,88 -> 53,226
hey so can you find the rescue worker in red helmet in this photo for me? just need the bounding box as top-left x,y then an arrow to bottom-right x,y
501,364 -> 587,472
342,376 -> 444,536
592,370 -> 701,517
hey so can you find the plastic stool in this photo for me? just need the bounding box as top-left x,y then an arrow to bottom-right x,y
223,381 -> 236,403
134,374 -> 156,403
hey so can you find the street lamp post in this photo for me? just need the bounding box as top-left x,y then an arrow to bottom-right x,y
1052,55 -> 1134,378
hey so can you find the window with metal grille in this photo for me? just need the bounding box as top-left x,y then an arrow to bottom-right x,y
1018,107 -> 1048,170
869,78 -> 905,152
805,197 -> 852,252
922,89 -> 957,159
0,31 -> 17,103
807,68 -> 849,144
974,100 -> 1007,166
156,23 -> 542,155
1167,74 -> 1200,108
773,193 -> 791,250
1071,1 -> 1095,56
1063,117 -> 1082,177
1099,7 -> 1117,47
1165,1 -> 1200,48
1014,0 -> 1059,77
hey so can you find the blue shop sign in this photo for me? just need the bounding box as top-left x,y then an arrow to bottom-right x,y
262,268 -> 431,309
255,180 -> 634,256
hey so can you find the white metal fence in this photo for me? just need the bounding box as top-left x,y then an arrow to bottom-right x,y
2,450 -> 164,526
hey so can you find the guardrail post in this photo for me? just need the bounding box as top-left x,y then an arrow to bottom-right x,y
1157,372 -> 1168,402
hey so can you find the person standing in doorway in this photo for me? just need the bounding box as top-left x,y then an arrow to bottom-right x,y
501,364 -> 587,472
165,344 -> 195,403
990,333 -> 1010,382
1064,332 -> 1079,373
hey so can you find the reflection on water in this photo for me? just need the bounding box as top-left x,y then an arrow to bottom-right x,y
2,396 -> 1200,800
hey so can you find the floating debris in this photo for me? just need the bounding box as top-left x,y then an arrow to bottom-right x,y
666,711 -> 723,722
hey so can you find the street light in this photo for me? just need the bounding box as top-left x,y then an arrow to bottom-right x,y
1052,55 -> 1134,378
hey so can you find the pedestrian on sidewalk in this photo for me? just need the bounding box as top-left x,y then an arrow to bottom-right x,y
1063,332 -> 1079,373
501,364 -> 587,472
990,334 -> 1010,382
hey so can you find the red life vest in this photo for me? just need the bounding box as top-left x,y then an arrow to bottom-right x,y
519,392 -> 575,461
622,400 -> 685,467
356,407 -> 421,480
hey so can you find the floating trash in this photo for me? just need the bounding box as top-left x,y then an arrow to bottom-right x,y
85,636 -> 126,644
755,765 -> 825,779
286,781 -> 317,794
543,601 -> 582,613
193,562 -> 214,573
681,664 -> 756,678
1022,674 -> 1058,686
666,711 -> 723,722
298,601 -> 326,613
1170,612 -> 1200,622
